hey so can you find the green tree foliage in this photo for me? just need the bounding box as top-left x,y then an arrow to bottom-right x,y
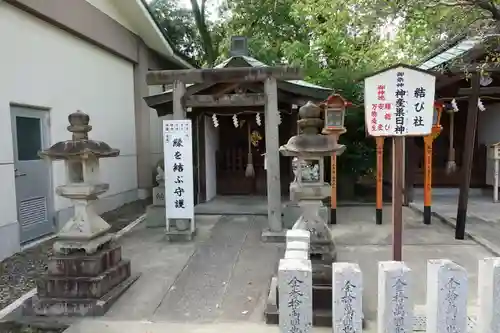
147,0 -> 494,179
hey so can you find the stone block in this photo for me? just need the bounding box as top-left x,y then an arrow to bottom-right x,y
377,261 -> 412,333
426,259 -> 468,333
278,258 -> 313,333
478,257 -> 500,333
54,234 -> 113,255
47,246 -> 122,277
332,263 -> 363,333
146,204 -> 166,228
286,229 -> 310,246
37,260 -> 131,299
26,273 -> 140,317
283,203 -> 329,229
286,241 -> 309,253
284,250 -> 309,260
152,186 -> 165,206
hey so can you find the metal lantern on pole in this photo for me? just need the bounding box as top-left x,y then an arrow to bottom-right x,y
321,94 -> 350,225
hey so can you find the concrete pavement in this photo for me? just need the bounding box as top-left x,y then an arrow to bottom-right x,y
63,205 -> 493,332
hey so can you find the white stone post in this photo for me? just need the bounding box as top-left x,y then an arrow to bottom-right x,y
278,258 -> 312,333
332,263 -> 363,333
426,259 -> 468,333
478,257 -> 500,333
284,240 -> 309,260
286,229 -> 310,246
264,77 -> 282,233
377,261 -> 413,333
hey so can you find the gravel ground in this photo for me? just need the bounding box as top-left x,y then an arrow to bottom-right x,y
0,199 -> 149,311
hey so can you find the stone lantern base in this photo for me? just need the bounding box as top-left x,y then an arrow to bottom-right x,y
23,237 -> 140,317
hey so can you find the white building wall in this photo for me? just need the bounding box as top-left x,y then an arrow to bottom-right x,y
0,3 -> 138,260
205,116 -> 219,201
478,103 -> 500,186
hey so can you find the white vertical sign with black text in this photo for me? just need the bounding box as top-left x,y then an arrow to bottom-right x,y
364,66 -> 436,137
163,120 -> 194,223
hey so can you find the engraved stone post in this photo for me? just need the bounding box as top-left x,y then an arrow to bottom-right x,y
426,259 -> 468,333
278,258 -> 313,333
377,261 -> 413,333
332,263 -> 363,333
477,257 -> 500,333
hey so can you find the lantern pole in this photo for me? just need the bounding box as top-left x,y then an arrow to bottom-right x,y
375,137 -> 385,224
422,102 -> 443,225
321,94 -> 349,225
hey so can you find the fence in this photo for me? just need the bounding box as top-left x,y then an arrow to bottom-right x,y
280,230 -> 500,333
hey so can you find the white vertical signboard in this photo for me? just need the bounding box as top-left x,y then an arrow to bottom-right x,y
163,120 -> 194,221
364,66 -> 436,137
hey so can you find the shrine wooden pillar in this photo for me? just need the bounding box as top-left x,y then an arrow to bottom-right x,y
146,66 -> 304,238
264,77 -> 282,233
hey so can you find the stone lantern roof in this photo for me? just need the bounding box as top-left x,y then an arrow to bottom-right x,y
39,111 -> 120,160
279,101 -> 345,157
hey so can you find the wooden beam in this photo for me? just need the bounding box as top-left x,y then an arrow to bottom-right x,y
213,83 -> 242,97
455,73 -> 481,240
458,86 -> 500,95
185,93 -> 266,107
436,74 -> 464,90
146,67 -> 303,85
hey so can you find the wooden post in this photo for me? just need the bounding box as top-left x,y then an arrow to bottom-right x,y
392,137 -> 404,261
404,138 -> 417,205
423,135 -> 433,225
376,137 -> 384,225
456,73 -> 480,240
330,153 -> 337,225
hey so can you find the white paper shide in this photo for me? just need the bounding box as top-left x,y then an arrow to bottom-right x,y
364,66 -> 436,137
163,120 -> 194,220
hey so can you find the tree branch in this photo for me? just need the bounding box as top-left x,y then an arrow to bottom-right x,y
424,0 -> 475,7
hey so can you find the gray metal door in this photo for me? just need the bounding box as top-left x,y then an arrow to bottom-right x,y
11,105 -> 54,243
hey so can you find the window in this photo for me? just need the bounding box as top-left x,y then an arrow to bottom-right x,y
16,116 -> 42,161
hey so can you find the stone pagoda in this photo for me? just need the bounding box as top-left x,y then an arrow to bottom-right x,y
25,111 -> 139,317
265,101 -> 345,326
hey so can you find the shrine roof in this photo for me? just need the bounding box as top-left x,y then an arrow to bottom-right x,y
144,55 -> 333,116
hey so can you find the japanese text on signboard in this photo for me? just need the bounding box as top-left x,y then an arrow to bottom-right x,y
364,66 -> 435,137
163,120 -> 194,220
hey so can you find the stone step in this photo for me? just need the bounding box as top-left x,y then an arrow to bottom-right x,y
47,245 -> 122,277
37,260 -> 131,299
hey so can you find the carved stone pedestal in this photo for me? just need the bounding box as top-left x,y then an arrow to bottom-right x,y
24,238 -> 139,317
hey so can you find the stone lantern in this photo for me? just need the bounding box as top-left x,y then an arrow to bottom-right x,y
265,101 -> 346,325
27,111 -> 139,317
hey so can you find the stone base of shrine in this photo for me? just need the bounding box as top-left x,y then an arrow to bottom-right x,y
146,204 -> 166,228
264,276 -> 365,327
165,228 -> 196,241
23,240 -> 139,317
282,202 -> 330,229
